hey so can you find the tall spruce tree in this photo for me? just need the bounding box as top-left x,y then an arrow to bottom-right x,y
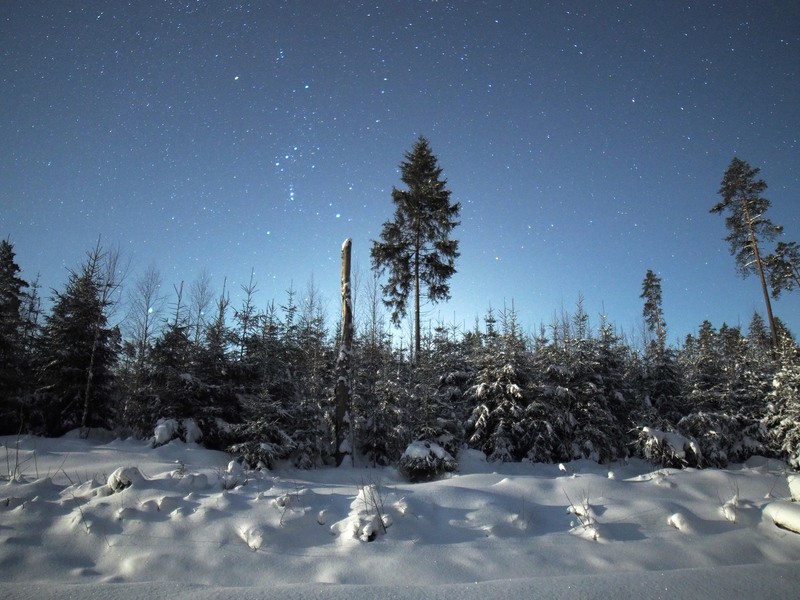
371,136 -> 460,360
37,246 -> 120,436
0,240 -> 29,432
638,269 -> 681,422
640,269 -> 666,356
712,158 -> 782,349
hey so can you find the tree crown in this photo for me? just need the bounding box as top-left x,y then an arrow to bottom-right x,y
371,137 -> 460,326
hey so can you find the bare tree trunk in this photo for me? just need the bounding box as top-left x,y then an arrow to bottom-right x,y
80,323 -> 101,439
753,242 -> 778,352
743,204 -> 778,352
335,239 -> 354,466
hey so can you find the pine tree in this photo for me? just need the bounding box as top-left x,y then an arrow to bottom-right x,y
297,277 -> 333,416
765,241 -> 800,299
673,320 -> 768,467
371,136 -> 460,360
0,240 -> 29,433
20,274 -> 43,357
712,158 -> 783,349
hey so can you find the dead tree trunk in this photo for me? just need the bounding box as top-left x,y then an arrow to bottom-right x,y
334,239 -> 354,466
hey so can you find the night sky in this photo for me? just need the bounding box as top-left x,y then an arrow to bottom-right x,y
3,1 -> 799,345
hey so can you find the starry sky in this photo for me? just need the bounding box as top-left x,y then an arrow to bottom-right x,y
2,1 -> 799,346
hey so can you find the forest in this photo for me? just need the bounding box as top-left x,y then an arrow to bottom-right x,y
1,235 -> 799,477
2,150 -> 799,478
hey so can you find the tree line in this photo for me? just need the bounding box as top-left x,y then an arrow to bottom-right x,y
1,143 -> 799,475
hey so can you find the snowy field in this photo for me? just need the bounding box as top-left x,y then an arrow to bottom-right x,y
1,432 -> 799,599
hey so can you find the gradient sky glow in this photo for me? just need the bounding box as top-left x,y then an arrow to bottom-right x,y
3,1 -> 799,345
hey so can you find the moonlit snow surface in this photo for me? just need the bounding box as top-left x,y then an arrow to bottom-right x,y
1,433 -> 799,599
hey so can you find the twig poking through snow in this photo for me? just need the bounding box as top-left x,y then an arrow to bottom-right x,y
563,489 -> 599,541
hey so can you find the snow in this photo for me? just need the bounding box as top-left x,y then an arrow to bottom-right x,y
1,434 -> 800,599
764,501 -> 800,534
789,473 -> 800,502
641,426 -> 699,460
153,418 -> 178,446
106,466 -> 144,492
402,439 -> 451,460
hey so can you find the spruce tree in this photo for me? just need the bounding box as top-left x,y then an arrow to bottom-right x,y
640,269 -> 666,355
37,247 -> 120,436
0,240 -> 29,433
465,311 -> 533,462
465,349 -> 528,462
195,281 -> 231,384
682,320 -> 723,412
638,273 -> 681,426
765,331 -> 800,467
371,136 -> 460,360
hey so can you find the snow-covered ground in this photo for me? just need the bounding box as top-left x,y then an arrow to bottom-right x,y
1,432 -> 799,599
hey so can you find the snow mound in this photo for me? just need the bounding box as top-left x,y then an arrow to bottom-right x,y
107,467 -> 145,492
330,484 -> 392,542
182,418 -> 202,443
763,501 -> 800,534
788,473 -> 800,502
668,512 -> 695,533
176,472 -> 209,490
222,460 -> 245,489
153,419 -> 179,447
238,524 -> 265,550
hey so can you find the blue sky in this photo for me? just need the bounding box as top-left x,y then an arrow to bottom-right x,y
3,1 -> 799,345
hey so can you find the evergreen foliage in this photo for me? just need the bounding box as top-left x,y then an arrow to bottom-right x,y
35,247 -> 120,436
465,311 -> 532,462
0,240 -> 29,433
640,269 -> 666,356
398,440 -> 457,482
228,389 -> 298,469
676,412 -> 764,468
712,157 -> 783,348
765,334 -> 800,467
3,239 -> 798,474
765,241 -> 800,299
371,136 -> 460,358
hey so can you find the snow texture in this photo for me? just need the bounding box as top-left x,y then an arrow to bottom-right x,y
1,433 -> 799,600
